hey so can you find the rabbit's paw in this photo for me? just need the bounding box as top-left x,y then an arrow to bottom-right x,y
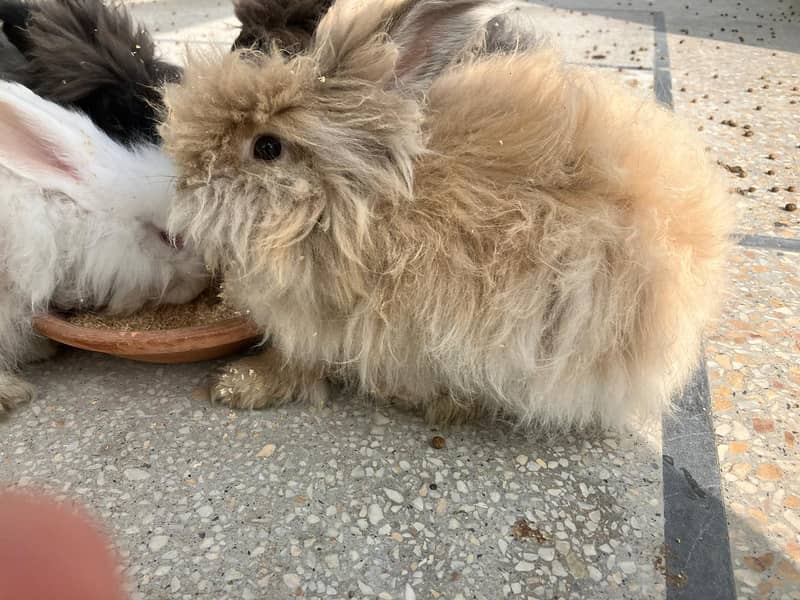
23,338 -> 59,363
210,350 -> 328,410
211,359 -> 278,409
0,372 -> 36,413
422,394 -> 486,427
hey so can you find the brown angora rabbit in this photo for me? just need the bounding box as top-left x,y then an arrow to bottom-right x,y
161,0 -> 733,429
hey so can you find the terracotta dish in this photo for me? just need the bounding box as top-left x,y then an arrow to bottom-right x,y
31,313 -> 262,364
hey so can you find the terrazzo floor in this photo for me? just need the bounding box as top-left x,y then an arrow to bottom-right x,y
1,1 -> 798,598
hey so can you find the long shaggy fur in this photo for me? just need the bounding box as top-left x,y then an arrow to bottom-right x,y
231,0 -> 334,53
0,0 -> 180,145
162,0 -> 733,429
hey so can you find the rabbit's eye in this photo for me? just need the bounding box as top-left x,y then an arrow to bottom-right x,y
253,135 -> 282,161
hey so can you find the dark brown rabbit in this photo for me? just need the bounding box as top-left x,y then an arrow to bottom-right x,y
231,0 -> 334,53
0,0 -> 180,145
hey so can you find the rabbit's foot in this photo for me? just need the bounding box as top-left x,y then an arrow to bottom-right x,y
422,394 -> 486,427
23,338 -> 59,363
210,348 -> 328,410
0,372 -> 36,414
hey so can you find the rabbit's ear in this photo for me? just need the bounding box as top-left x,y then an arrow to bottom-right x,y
388,0 -> 491,84
0,82 -> 90,195
312,0 -> 406,84
0,80 -> 176,220
386,0 -> 538,88
314,0 -> 515,88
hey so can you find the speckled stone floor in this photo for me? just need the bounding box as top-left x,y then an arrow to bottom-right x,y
1,1 -> 798,599
5,353 -> 666,599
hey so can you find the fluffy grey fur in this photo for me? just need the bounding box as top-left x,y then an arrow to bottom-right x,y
0,24 -> 24,76
0,0 -> 180,145
231,0 -> 334,53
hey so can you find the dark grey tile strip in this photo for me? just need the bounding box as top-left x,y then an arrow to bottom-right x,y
652,11 -> 736,600
662,363 -> 737,600
567,61 -> 653,71
652,12 -> 674,109
736,234 -> 800,253
556,7 -> 655,15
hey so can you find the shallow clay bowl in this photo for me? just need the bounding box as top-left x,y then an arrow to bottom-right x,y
31,313 -> 262,364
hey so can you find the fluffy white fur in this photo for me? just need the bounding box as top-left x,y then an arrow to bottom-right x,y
0,81 -> 208,411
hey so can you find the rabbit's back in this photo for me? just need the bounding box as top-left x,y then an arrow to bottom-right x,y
358,50 -> 732,427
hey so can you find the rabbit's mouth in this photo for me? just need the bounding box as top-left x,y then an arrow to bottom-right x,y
158,229 -> 185,251
144,221 -> 186,251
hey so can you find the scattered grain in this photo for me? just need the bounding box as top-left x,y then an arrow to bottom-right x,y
67,285 -> 241,331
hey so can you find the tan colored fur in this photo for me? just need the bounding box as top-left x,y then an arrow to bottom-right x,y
161,2 -> 733,429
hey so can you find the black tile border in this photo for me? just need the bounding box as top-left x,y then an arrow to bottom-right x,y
652,12 -> 674,109
567,61 -> 653,71
736,233 -> 800,253
651,12 -> 737,600
661,365 -> 737,599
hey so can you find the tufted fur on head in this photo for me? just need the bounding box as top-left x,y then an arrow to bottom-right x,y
231,0 -> 334,53
162,0 -> 733,429
0,0 -> 180,145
